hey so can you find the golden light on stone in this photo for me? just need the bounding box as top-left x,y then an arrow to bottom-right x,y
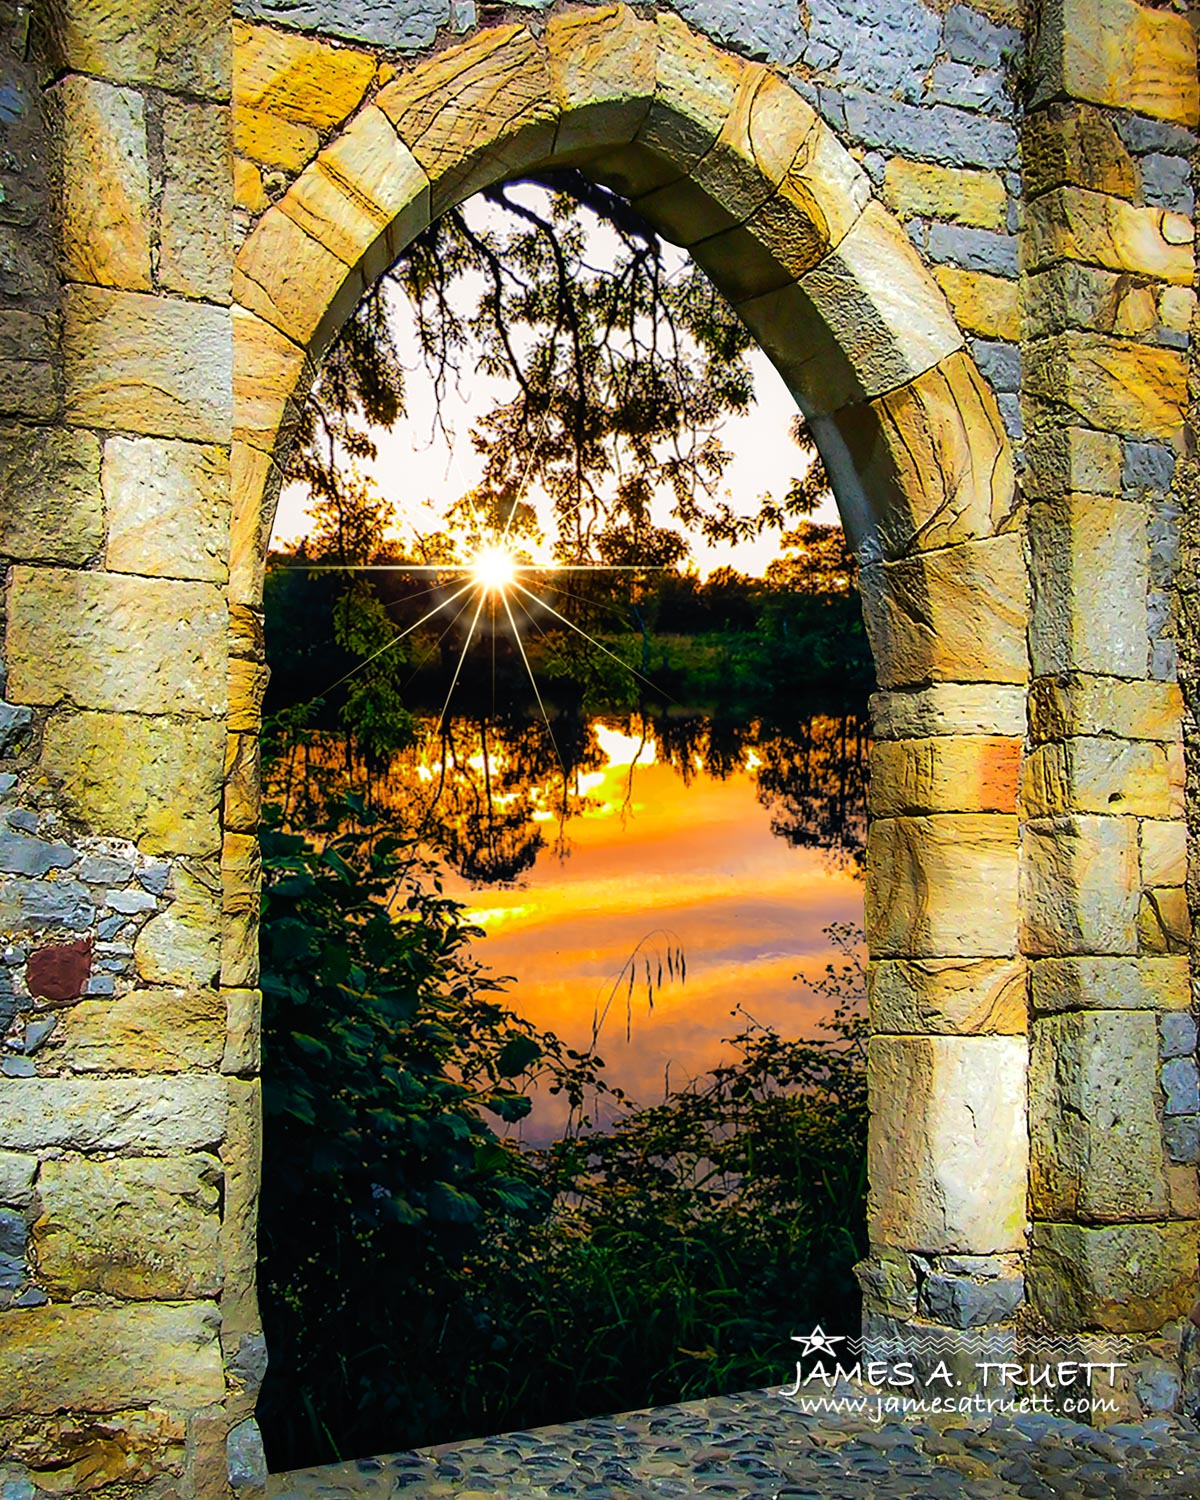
471,544 -> 519,594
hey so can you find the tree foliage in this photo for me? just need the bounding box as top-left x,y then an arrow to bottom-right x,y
285,171 -> 828,569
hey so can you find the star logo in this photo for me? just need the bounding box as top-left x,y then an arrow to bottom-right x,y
790,1325 -> 846,1357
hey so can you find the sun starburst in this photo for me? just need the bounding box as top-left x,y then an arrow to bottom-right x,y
471,545 -> 519,594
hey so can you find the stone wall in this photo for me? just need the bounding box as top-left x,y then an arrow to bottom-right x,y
0,0 -> 1196,1494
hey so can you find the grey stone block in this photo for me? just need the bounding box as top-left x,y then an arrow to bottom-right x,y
1115,115 -> 1197,156
840,88 -> 1016,167
944,4 -> 1019,68
0,878 -> 94,932
0,1058 -> 34,1078
79,854 -> 135,885
0,832 -> 79,878
1163,1057 -> 1200,1116
0,776 -> 15,796
1150,637 -> 1178,682
0,1252 -> 24,1290
234,0 -> 452,51
5,811 -> 35,834
0,1207 -> 26,1258
673,0 -> 808,64
1164,1114 -> 1199,1164
807,0 -> 938,100
928,221 -> 1018,275
105,887 -> 157,914
227,1419 -> 268,1492
1148,502 -> 1181,587
926,61 -> 1011,117
922,1271 -> 1025,1328
0,703 -> 32,757
1158,328 -> 1188,351
996,393 -> 1022,442
1161,1012 -> 1197,1060
971,338 -> 1020,393
1140,153 -> 1195,215
1134,1358 -> 1181,1413
1123,439 -> 1177,494
136,862 -> 171,895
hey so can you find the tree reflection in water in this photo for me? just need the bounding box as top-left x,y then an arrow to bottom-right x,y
266,704 -> 869,883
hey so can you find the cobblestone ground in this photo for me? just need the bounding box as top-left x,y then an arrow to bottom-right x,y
268,1388 -> 1200,1499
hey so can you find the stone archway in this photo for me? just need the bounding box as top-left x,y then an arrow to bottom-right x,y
229,5 -> 1030,1350
0,0 -> 1195,1492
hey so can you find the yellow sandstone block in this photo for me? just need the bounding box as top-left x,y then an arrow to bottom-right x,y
640,9 -> 746,175
234,156 -> 268,215
1022,737 -> 1183,820
883,159 -> 1006,231
1022,104 -> 1138,201
1028,675 -> 1183,743
868,957 -> 1027,1036
233,103 -> 319,175
6,567 -> 226,718
378,26 -> 556,215
41,710 -> 223,857
57,75 -> 151,291
0,1303 -> 224,1415
829,349 -> 1015,559
1142,819 -> 1187,888
231,306 -> 310,455
280,106 -> 431,284
1026,187 -> 1193,286
235,206 -> 359,351
933,266 -> 1020,341
867,814 -> 1020,958
64,284 -> 231,444
547,3 -> 656,158
234,18 -> 374,129
1025,332 -> 1186,442
862,533 -> 1028,689
1051,0 -> 1199,127
870,736 -> 1020,817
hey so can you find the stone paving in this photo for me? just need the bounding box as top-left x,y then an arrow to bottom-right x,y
268,1387 -> 1200,1499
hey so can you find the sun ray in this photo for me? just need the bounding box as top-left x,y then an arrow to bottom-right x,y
510,579 -> 673,702
433,587 -> 489,738
501,588 -> 563,774
316,578 -> 475,700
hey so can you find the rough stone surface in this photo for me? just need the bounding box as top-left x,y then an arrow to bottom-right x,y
52,986 -> 225,1073
0,1302 -> 224,1415
33,1155 -> 222,1300
5,568 -> 226,718
1030,955 -> 1190,1013
1028,1221 -> 1200,1333
1030,1011 -> 1168,1221
1020,816 -> 1141,957
867,1035 -> 1027,1253
0,1076 -> 226,1153
134,862 -> 222,987
41,711 -> 224,858
103,437 -> 231,584
56,75 -> 151,291
158,100 -> 232,306
63,284 -> 232,445
0,426 -> 103,565
868,958 -> 1025,1035
867,815 -> 1018,958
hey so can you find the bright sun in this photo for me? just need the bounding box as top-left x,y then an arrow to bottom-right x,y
472,545 -> 518,593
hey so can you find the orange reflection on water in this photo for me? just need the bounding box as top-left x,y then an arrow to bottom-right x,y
440,722 -> 865,1141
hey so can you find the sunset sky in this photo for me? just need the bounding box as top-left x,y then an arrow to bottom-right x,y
270,190 -> 840,575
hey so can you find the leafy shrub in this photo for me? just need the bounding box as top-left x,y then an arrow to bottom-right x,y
256,812 -> 867,1470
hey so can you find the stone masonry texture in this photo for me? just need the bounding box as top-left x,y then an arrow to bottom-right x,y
0,0 -> 1197,1496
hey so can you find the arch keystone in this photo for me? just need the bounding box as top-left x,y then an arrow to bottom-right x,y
377,26 -> 555,216
546,5 -> 656,161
